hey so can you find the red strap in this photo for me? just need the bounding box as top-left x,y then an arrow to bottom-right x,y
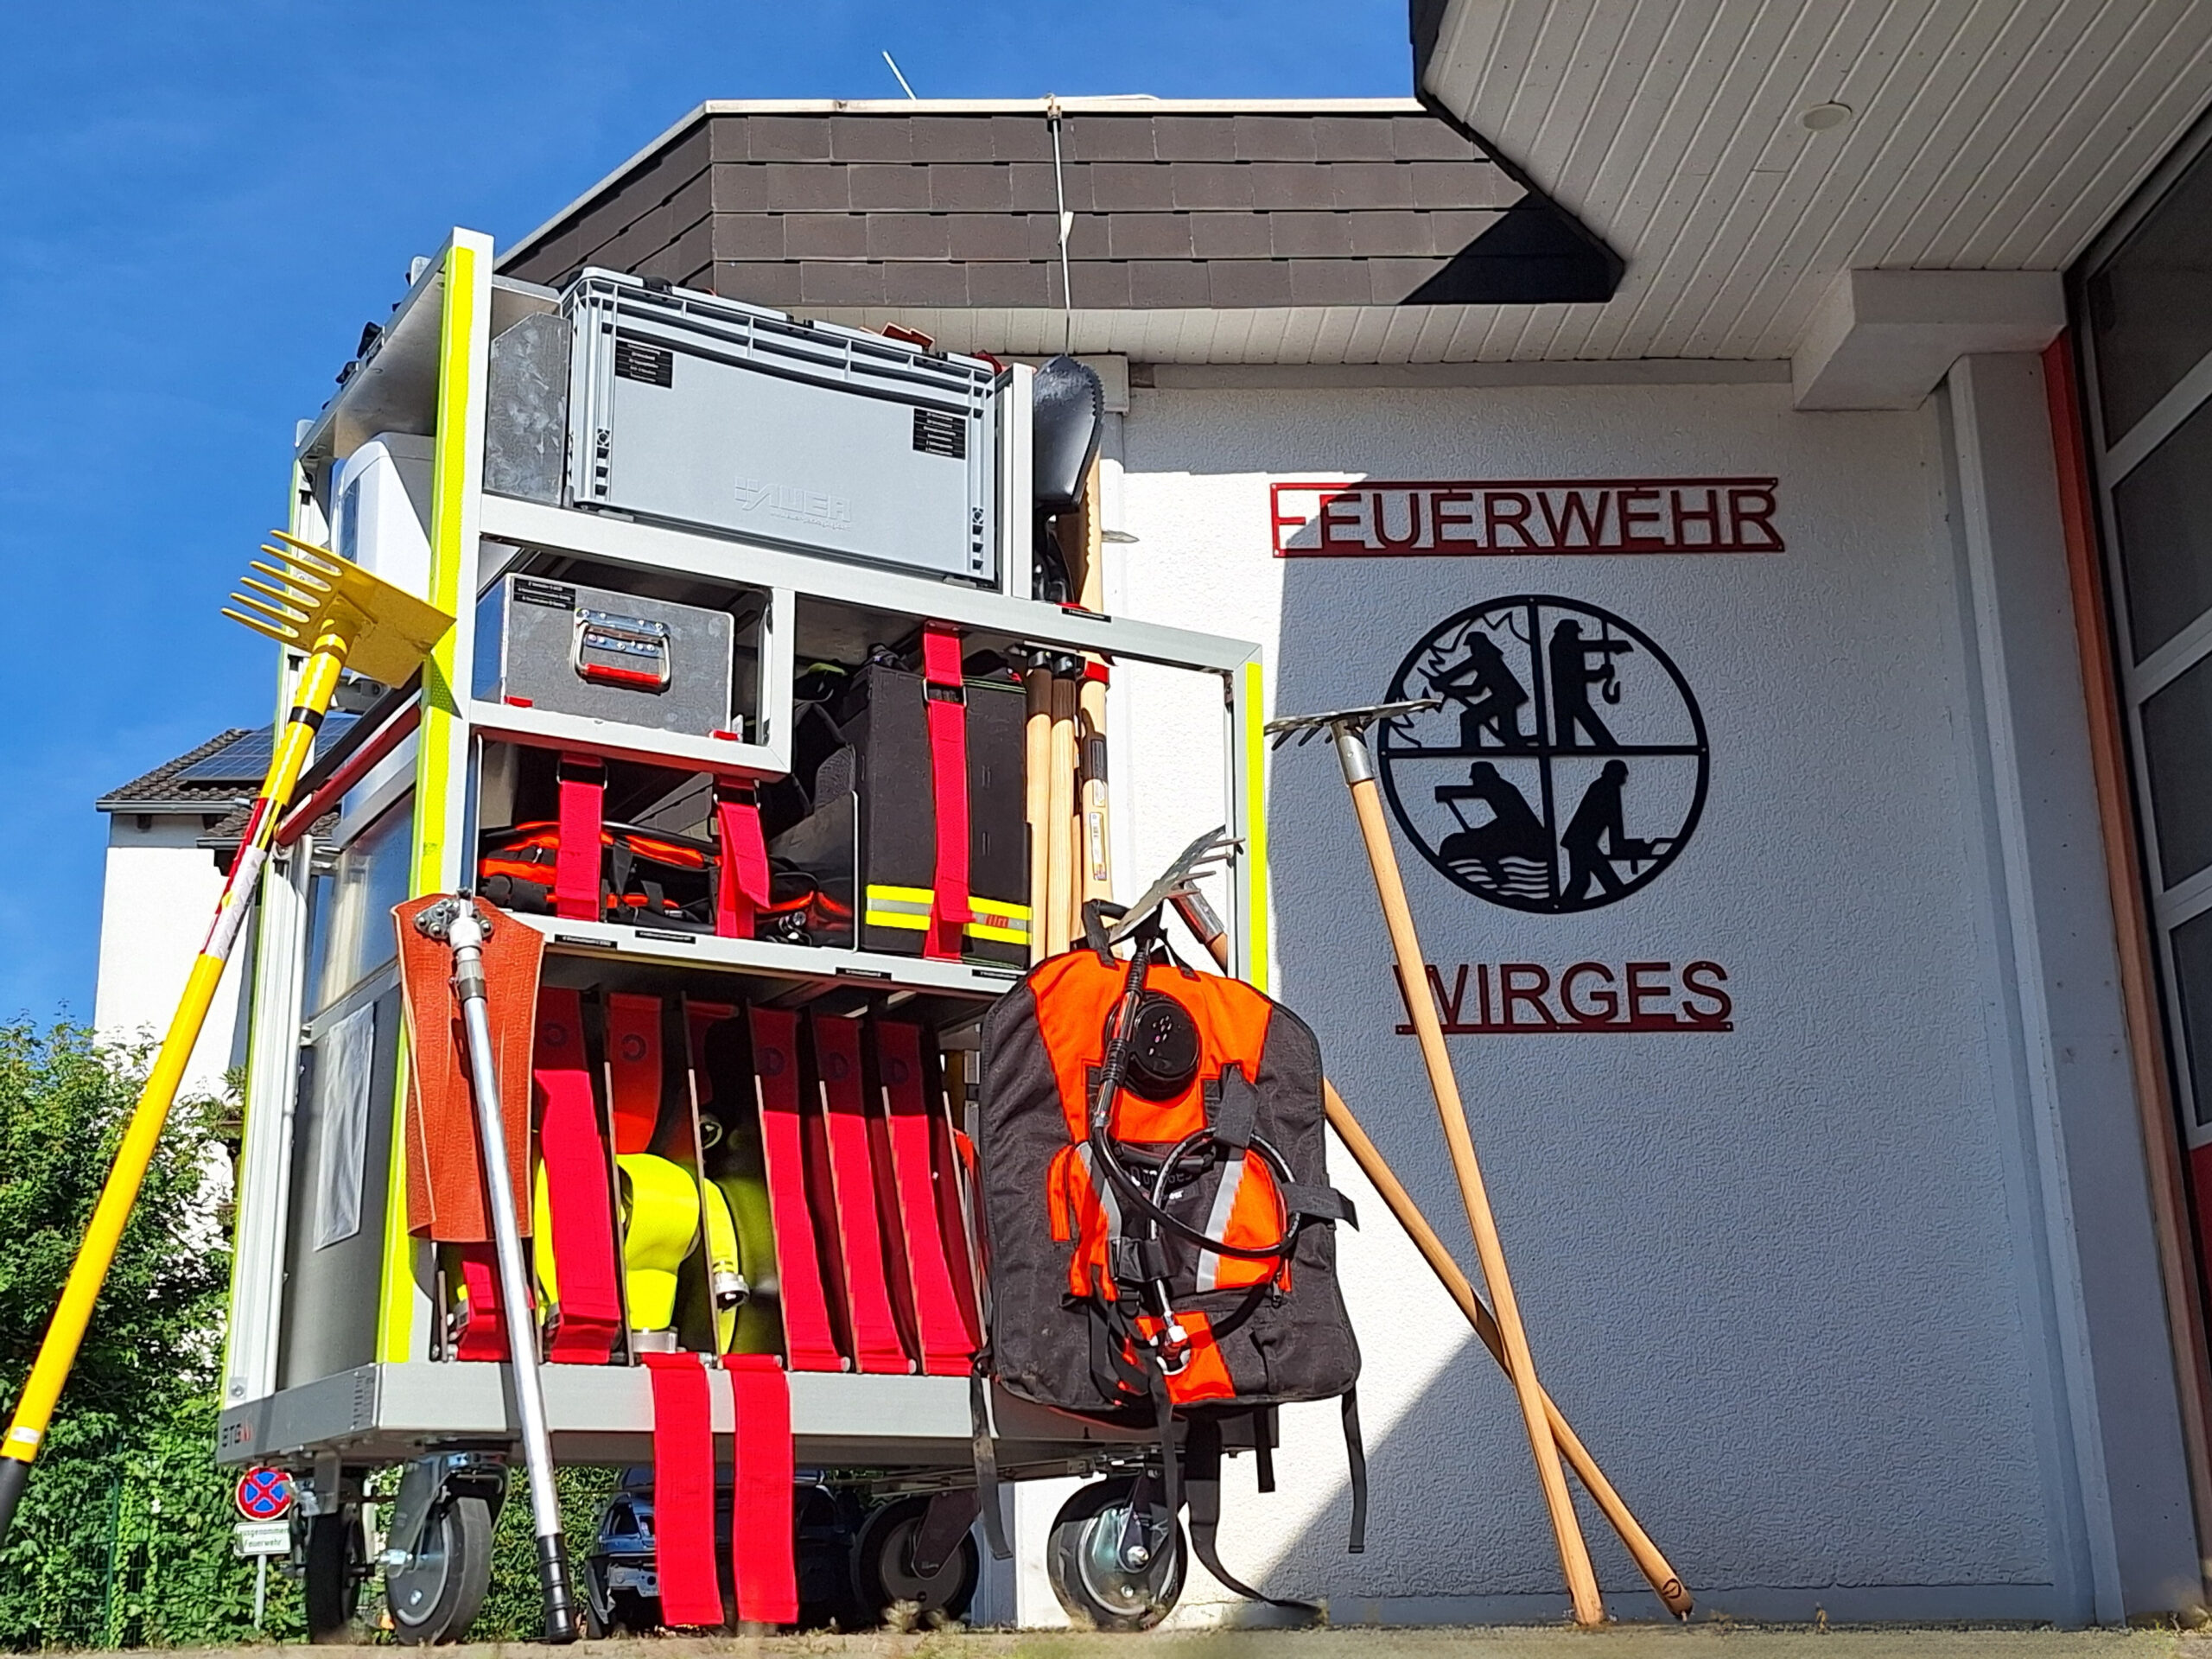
918,626 -> 971,961
453,1245 -> 508,1361
940,1122 -> 984,1350
715,786 -> 772,939
643,1352 -> 725,1628
749,1008 -> 844,1372
810,1014 -> 912,1374
536,988 -> 622,1363
686,1000 -> 736,1119
873,1024 -> 976,1376
555,756 -> 604,922
724,1355 -> 798,1624
604,993 -> 663,1156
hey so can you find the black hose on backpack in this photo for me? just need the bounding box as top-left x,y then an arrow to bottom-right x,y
1085,936 -> 1303,1293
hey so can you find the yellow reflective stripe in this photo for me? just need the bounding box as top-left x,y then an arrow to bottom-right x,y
869,884 -> 1030,941
867,883 -> 935,906
866,911 -> 931,931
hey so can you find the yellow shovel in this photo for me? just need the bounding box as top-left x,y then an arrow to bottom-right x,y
0,531 -> 451,1546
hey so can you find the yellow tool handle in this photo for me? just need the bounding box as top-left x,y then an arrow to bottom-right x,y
0,628 -> 347,1519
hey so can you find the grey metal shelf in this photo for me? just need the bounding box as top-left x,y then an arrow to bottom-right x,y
517,912 -> 1023,1003
478,493 -> 1259,675
219,1364 -> 1150,1478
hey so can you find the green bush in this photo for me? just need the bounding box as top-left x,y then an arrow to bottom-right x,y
0,1020 -> 632,1648
0,1021 -> 302,1647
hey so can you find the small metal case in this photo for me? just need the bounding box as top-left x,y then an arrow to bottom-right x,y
474,574 -> 734,737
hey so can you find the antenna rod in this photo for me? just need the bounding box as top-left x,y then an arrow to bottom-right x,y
883,51 -> 918,99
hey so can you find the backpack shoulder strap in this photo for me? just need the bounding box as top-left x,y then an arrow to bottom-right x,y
1182,1415 -> 1319,1618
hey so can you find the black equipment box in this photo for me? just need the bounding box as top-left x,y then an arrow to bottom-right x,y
770,659 -> 1028,969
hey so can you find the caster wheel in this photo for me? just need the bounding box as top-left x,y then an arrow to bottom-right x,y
301,1509 -> 366,1644
850,1495 -> 979,1628
385,1494 -> 493,1645
1046,1478 -> 1185,1632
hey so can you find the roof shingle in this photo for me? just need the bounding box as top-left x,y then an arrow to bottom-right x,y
499,102 -> 1618,316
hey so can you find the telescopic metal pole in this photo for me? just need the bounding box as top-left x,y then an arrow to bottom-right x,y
419,897 -> 578,1643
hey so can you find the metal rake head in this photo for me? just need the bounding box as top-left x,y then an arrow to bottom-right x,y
1264,697 -> 1441,749
1109,824 -> 1243,945
224,529 -> 454,686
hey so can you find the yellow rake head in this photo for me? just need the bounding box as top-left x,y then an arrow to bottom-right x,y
224,530 -> 454,686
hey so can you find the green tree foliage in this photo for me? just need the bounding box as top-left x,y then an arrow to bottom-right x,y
0,1021 -> 303,1647
0,1020 -> 637,1647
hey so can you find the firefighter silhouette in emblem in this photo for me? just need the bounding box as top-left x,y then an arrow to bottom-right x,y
1377,596 -> 1707,915
1435,762 -> 1550,884
1560,759 -> 1658,904
1548,619 -> 1632,749
1427,632 -> 1532,749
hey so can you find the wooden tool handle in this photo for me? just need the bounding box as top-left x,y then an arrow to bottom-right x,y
1321,1081 -> 1691,1618
1045,677 -> 1079,955
1024,667 -> 1054,965
1346,772 -> 1605,1626
1181,913 -> 1688,1618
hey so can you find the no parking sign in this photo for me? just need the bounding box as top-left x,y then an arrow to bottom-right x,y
234,1466 -> 292,1522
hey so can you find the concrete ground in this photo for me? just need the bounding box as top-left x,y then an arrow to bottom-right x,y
132,1630 -> 2212,1659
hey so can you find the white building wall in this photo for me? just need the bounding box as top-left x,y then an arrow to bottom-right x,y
1040,372 -> 2196,1625
93,815 -> 246,1100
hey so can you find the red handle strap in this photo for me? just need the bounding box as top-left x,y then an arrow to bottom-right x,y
918,626 -> 971,962
642,1352 -> 725,1628
715,785 -> 772,939
725,1355 -> 798,1624
874,1022 -> 977,1376
554,754 -> 605,922
535,988 -> 623,1363
750,1007 -> 844,1372
811,1014 -> 912,1375
451,1245 -> 508,1361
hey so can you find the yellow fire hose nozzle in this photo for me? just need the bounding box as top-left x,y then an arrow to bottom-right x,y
0,534 -> 450,1552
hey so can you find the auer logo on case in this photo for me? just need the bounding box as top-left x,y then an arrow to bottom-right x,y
734,480 -> 853,531
1376,595 -> 1708,915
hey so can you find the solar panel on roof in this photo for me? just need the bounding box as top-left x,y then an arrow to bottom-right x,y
171,715 -> 359,785
173,732 -> 272,785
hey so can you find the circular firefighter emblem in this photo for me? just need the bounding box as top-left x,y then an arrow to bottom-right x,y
1378,596 -> 1707,914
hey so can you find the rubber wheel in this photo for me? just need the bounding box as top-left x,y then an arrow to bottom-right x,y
1046,1478 -> 1185,1632
849,1495 -> 979,1629
302,1510 -> 365,1644
385,1495 -> 493,1645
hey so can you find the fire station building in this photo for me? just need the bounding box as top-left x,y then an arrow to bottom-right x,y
96,0 -> 2212,1628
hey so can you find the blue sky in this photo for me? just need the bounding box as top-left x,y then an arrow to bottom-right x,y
0,0 -> 1410,1024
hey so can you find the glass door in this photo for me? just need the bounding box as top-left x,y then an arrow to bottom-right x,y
2077,116 -> 2212,1286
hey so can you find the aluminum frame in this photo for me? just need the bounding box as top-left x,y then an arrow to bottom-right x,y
224,226 -> 1272,1480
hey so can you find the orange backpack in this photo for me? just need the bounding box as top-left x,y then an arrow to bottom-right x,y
976,912 -> 1365,1606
